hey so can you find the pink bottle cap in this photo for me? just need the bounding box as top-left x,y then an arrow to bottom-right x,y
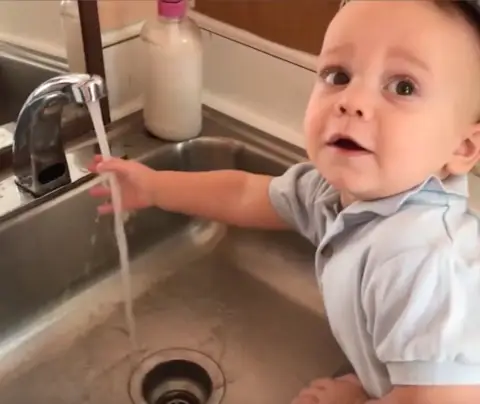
158,0 -> 187,18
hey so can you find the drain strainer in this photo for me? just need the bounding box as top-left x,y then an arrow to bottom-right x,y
129,348 -> 225,404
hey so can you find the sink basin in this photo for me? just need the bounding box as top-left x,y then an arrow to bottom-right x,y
0,43 -> 65,126
0,109 -> 347,403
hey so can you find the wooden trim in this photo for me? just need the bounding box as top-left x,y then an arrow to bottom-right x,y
77,0 -> 111,125
194,0 -> 341,56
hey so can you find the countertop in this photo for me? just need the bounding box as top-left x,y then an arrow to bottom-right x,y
469,172 -> 480,212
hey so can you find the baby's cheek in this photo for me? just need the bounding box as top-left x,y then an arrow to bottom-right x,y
304,129 -> 321,162
304,108 -> 324,142
303,86 -> 325,125
303,104 -> 317,134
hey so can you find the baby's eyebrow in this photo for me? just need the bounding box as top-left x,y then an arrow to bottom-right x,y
387,47 -> 430,72
320,43 -> 354,60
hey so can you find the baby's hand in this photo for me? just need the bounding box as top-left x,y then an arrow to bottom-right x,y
291,374 -> 368,404
88,155 -> 160,214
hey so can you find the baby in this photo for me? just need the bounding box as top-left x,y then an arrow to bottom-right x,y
90,1 -> 480,403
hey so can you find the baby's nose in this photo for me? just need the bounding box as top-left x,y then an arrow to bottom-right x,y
335,84 -> 374,120
338,104 -> 364,118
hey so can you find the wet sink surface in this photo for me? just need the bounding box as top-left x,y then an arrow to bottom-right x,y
0,226 -> 345,404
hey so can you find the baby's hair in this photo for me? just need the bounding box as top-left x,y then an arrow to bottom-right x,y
340,0 -> 480,38
434,1 -> 480,39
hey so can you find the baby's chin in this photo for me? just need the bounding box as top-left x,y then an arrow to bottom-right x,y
319,169 -> 387,202
320,163 -> 440,202
317,162 -> 366,188
312,156 -> 406,200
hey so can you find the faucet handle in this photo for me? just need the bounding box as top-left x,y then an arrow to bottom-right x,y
71,75 -> 107,104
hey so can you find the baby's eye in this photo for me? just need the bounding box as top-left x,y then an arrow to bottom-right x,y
320,67 -> 350,86
386,77 -> 417,96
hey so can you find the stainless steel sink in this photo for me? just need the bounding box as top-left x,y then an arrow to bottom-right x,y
0,109 -> 347,403
0,42 -> 65,126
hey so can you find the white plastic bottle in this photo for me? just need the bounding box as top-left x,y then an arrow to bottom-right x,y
140,0 -> 203,141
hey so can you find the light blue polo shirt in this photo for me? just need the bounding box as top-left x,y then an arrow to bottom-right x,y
269,162 -> 480,398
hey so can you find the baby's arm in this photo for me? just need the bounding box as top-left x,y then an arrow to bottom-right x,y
92,155 -> 289,229
93,158 -> 327,239
151,169 -> 289,229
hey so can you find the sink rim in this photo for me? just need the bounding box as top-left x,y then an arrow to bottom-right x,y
0,106 -> 304,227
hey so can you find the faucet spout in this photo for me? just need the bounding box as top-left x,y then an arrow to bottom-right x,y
12,73 -> 107,197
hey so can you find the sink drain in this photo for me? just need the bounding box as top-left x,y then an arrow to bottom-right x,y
129,349 -> 225,404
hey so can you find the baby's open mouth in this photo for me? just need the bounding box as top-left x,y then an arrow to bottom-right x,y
328,135 -> 368,152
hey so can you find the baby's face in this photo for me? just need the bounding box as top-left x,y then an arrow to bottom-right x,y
304,0 -> 480,203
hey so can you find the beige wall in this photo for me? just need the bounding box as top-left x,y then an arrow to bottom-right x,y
0,0 -> 156,56
0,0 -> 161,56
0,1 -> 66,57
98,0 -> 156,32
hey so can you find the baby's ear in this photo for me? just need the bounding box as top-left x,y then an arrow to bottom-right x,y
446,123 -> 480,175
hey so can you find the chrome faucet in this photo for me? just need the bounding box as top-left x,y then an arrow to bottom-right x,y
12,73 -> 107,197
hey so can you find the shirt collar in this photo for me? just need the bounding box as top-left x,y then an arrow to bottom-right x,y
340,174 -> 469,218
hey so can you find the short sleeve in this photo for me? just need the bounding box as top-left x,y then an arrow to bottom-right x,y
362,246 -> 480,386
268,162 -> 330,245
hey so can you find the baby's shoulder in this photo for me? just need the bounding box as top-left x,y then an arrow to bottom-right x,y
367,203 -> 480,267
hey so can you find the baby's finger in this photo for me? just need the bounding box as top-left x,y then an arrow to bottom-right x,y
336,373 -> 362,386
310,378 -> 333,389
87,155 -> 106,173
291,398 -> 317,404
87,161 -> 99,173
89,185 -> 111,197
96,158 -> 131,176
97,203 -> 114,215
291,394 -> 318,404
98,200 -> 140,214
295,387 -> 323,403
